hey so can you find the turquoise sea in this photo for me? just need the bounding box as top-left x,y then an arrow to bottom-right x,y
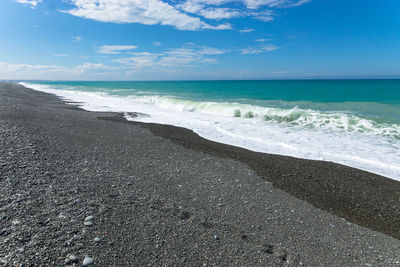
22,80 -> 400,180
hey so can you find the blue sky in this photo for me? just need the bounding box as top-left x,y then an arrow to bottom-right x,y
0,0 -> 399,80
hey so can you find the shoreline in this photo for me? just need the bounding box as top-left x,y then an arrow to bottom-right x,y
20,80 -> 400,181
1,82 -> 400,265
101,96 -> 400,240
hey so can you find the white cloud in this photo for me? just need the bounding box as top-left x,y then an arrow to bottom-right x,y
98,45 -> 137,54
0,61 -> 73,80
242,0 -> 310,9
255,38 -> 272,42
64,0 -> 230,31
113,45 -> 226,69
72,36 -> 82,42
152,41 -> 162,46
250,10 -> 274,21
199,7 -> 241,19
177,2 -> 241,19
239,28 -> 255,33
113,56 -> 158,68
128,52 -> 163,56
177,0 -> 309,21
202,23 -> 232,30
242,44 -> 279,54
14,0 -> 42,8
0,61 -> 66,74
0,61 -> 116,79
76,62 -> 112,74
53,54 -> 69,57
199,58 -> 218,63
198,47 -> 226,55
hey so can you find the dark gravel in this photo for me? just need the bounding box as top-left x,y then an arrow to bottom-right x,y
1,82 -> 400,266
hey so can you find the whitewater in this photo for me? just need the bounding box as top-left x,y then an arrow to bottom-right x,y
21,81 -> 400,181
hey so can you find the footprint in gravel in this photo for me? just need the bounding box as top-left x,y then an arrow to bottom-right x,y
274,246 -> 288,262
178,211 -> 192,220
198,220 -> 299,265
263,243 -> 274,254
200,221 -> 215,229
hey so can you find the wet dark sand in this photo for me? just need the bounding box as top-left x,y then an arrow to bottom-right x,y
1,82 -> 399,266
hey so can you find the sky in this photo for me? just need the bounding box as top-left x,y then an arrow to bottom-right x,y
0,0 -> 399,80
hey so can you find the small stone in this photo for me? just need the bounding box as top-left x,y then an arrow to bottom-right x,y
84,216 -> 94,222
1,260 -> 9,266
213,235 -> 219,240
0,229 -> 6,236
84,221 -> 93,227
82,257 -> 94,266
94,237 -> 101,242
69,255 -> 78,262
75,199 -> 82,204
65,258 -> 71,264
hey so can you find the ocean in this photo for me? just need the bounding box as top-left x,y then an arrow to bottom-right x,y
21,80 -> 400,181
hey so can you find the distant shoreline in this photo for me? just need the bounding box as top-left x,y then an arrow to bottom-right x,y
2,77 -> 400,83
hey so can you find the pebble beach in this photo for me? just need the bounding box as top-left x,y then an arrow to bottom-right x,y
1,82 -> 400,266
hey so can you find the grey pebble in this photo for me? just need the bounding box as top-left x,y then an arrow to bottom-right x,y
213,235 -> 219,240
82,257 -> 94,266
69,255 -> 78,262
94,237 -> 101,242
84,215 -> 94,222
0,229 -> 6,236
84,221 -> 93,227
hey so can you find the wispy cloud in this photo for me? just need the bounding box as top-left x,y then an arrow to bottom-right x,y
242,44 -> 279,54
255,38 -> 272,42
198,47 -> 226,55
76,63 -> 113,74
176,0 -> 309,22
98,45 -> 137,55
242,0 -> 311,9
53,54 -> 69,57
239,28 -> 255,33
128,52 -> 163,56
0,61 -> 67,76
250,10 -> 274,21
177,2 -> 241,20
113,45 -> 226,69
199,58 -> 218,63
72,36 -> 82,43
0,61 -> 115,79
14,0 -> 42,8
152,42 -> 162,46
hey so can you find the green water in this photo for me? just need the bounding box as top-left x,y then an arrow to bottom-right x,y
36,79 -> 400,124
